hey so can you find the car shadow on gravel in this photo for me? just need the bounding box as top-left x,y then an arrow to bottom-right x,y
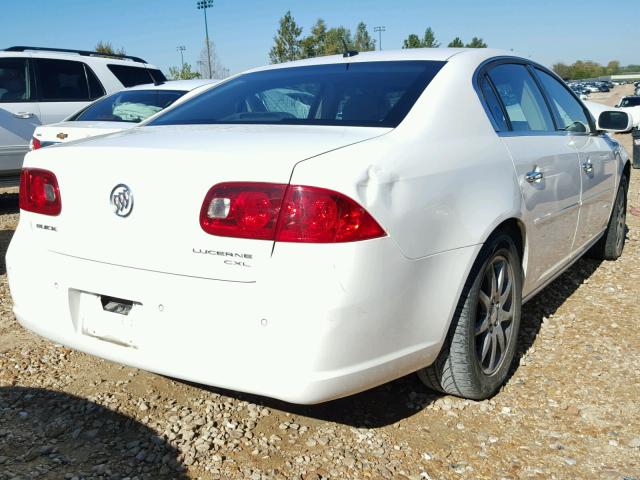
192,257 -> 604,429
0,387 -> 188,479
0,230 -> 14,275
0,191 -> 19,215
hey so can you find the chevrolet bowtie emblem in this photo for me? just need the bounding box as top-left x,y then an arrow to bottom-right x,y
56,132 -> 68,140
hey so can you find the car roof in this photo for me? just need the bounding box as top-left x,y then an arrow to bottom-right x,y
0,48 -> 160,69
244,48 -> 515,74
124,79 -> 222,92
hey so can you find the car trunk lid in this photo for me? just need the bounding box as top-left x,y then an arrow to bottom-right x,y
28,124 -> 388,282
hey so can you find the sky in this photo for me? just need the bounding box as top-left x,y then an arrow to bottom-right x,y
1,0 -> 636,76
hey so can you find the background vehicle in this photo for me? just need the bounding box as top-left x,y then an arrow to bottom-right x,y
0,46 -> 166,185
616,96 -> 640,108
31,79 -> 220,149
6,49 -> 632,404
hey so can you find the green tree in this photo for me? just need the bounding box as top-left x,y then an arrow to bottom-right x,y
606,60 -> 620,75
324,27 -> 352,55
402,34 -> 422,49
552,62 -> 571,79
168,63 -> 201,80
422,27 -> 440,48
94,41 -> 126,56
353,22 -> 376,52
466,37 -> 487,48
301,18 -> 327,58
447,37 -> 464,48
269,11 -> 302,64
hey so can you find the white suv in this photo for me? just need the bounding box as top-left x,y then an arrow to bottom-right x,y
0,46 -> 166,186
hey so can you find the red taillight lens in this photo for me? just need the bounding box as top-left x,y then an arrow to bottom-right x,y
19,168 -> 62,216
200,183 -> 385,243
200,183 -> 286,240
30,137 -> 41,150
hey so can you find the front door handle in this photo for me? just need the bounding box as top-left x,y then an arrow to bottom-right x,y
13,112 -> 35,119
525,167 -> 543,183
582,158 -> 593,174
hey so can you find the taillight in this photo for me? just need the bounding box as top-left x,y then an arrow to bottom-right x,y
200,182 -> 385,243
19,168 -> 62,216
30,137 -> 41,150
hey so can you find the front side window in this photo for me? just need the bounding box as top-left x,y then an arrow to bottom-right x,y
534,68 -> 591,134
488,63 -> 554,132
35,59 -> 90,101
73,89 -> 185,123
0,58 -> 30,102
150,61 -> 445,128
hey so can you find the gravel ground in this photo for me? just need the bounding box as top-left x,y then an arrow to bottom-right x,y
1,86 -> 639,480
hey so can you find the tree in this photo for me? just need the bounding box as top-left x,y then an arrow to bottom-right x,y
403,27 -> 439,49
199,39 -> 228,79
353,22 -> 376,52
269,10 -> 303,64
301,19 -> 327,58
552,62 -> 571,80
606,60 -> 620,75
168,63 -> 201,80
94,41 -> 126,56
324,27 -> 352,55
422,27 -> 440,48
447,37 -> 464,48
466,37 -> 488,48
402,34 -> 422,49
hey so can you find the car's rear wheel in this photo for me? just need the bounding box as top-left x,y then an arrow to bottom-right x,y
589,175 -> 628,261
418,231 -> 522,400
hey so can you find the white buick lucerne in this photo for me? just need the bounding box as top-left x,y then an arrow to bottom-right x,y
6,49 -> 632,404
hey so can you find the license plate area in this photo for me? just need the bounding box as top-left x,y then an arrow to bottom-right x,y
70,290 -> 142,348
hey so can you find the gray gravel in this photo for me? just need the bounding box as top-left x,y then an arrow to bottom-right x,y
1,86 -> 640,480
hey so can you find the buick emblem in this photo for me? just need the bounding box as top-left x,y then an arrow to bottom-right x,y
110,184 -> 134,217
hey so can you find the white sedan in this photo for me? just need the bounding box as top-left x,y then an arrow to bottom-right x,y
30,79 -> 220,150
7,49 -> 632,404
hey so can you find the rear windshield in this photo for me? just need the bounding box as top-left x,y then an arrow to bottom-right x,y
150,61 -> 445,128
73,89 -> 185,123
620,97 -> 640,107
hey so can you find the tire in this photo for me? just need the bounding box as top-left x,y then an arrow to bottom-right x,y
589,175 -> 628,261
418,230 -> 522,400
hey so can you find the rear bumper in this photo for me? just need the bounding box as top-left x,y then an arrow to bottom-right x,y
6,223 -> 478,404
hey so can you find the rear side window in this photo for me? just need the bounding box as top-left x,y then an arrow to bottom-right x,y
148,69 -> 167,83
620,97 -> 640,107
86,66 -> 106,100
35,59 -> 91,101
488,64 -> 554,132
150,61 -> 445,128
0,58 -> 31,102
534,68 -> 590,133
479,74 -> 508,131
108,64 -> 157,87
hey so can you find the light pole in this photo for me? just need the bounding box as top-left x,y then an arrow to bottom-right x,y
374,26 -> 386,51
177,45 -> 186,72
196,0 -> 214,78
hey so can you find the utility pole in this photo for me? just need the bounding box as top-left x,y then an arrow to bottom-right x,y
196,0 -> 213,78
177,45 -> 186,73
374,26 -> 386,51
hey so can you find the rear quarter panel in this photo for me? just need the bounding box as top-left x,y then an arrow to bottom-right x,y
290,55 -> 523,261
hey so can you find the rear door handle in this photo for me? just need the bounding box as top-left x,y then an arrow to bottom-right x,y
525,167 -> 543,183
582,158 -> 593,174
13,112 -> 35,119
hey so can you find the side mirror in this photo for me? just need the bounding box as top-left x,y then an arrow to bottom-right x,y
597,110 -> 632,133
